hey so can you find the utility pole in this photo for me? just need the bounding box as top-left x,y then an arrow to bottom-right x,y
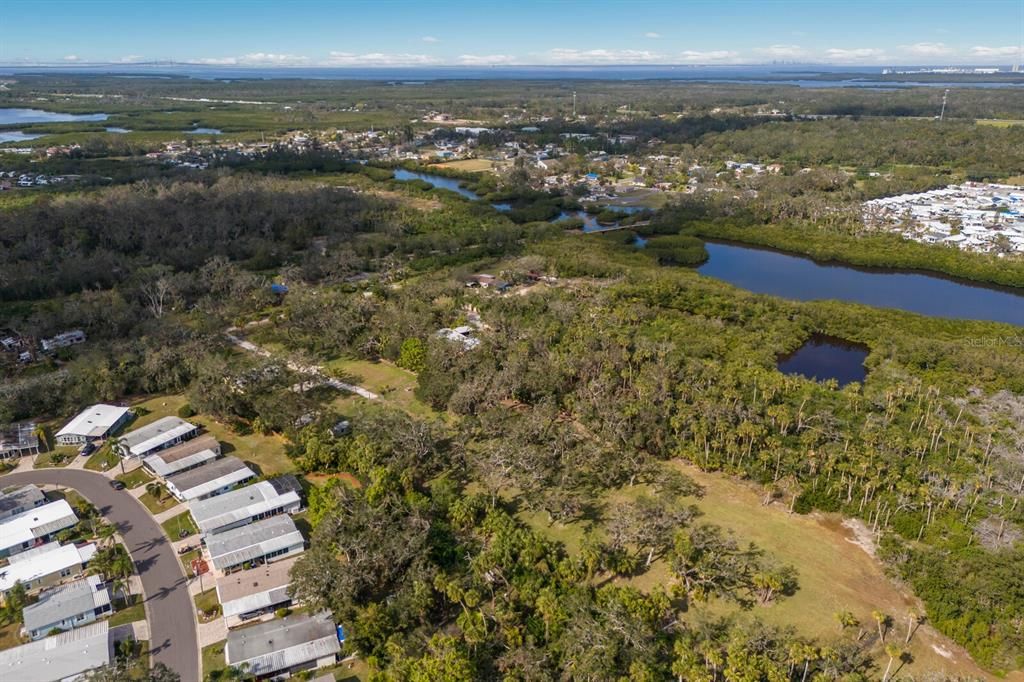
572,91 -> 577,118
939,89 -> 949,122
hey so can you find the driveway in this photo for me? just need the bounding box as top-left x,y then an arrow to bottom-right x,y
1,469 -> 200,682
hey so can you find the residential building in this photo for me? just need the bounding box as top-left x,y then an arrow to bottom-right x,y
0,621 -> 111,682
40,330 -> 86,353
0,542 -> 98,598
225,611 -> 340,677
215,556 -> 298,627
164,456 -> 256,502
206,516 -> 304,574
21,575 -> 112,640
0,485 -> 46,521
0,499 -> 78,557
118,416 -> 199,459
54,404 -> 132,445
142,434 -> 221,478
0,422 -> 41,459
189,476 -> 302,537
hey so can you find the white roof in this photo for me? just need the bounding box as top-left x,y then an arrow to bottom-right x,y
189,479 -> 301,535
207,516 -> 304,571
121,416 -> 197,457
0,542 -> 97,592
144,447 -> 219,478
0,500 -> 78,554
216,556 -> 298,618
0,620 -> 110,682
226,611 -> 339,676
165,457 -> 255,501
55,404 -> 130,440
22,575 -> 111,634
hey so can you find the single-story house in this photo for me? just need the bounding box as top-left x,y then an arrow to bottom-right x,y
215,556 -> 299,627
0,620 -> 111,682
164,456 -> 256,502
0,542 -> 98,598
189,476 -> 302,537
21,575 -> 112,640
142,434 -> 221,479
40,330 -> 86,353
206,515 -> 305,574
54,404 -> 132,446
0,484 -> 46,521
118,416 -> 199,459
225,611 -> 340,678
0,422 -> 41,459
0,499 -> 78,557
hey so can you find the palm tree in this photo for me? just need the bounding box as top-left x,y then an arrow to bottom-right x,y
109,437 -> 129,474
872,610 -> 889,642
145,482 -> 162,502
882,644 -> 903,682
109,576 -> 130,608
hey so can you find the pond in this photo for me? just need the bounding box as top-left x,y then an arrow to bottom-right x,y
777,334 -> 868,387
185,127 -> 223,135
0,108 -> 109,124
697,241 -> 1024,326
0,131 -> 42,144
105,127 -> 132,133
393,169 -> 480,200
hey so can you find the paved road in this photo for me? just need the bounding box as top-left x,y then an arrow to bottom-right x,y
1,469 -> 200,682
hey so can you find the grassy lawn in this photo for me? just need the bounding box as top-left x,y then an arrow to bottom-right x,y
179,549 -> 201,577
161,510 -> 198,540
84,444 -> 121,472
201,641 -> 226,678
326,358 -> 434,418
194,588 -> 221,620
122,640 -> 152,680
518,461 -> 989,680
33,446 -> 77,468
108,597 -> 146,627
115,467 -> 154,489
139,490 -> 180,515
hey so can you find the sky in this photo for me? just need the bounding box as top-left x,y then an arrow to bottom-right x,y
3,0 -> 1023,67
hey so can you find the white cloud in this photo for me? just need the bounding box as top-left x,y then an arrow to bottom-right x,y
191,53 -> 309,66
324,51 -> 440,66
677,50 -> 741,63
458,54 -> 518,66
115,55 -> 145,64
824,47 -> 887,62
543,48 -> 663,64
970,45 -> 1020,58
421,36 -> 439,43
63,55 -> 80,62
754,44 -> 806,59
901,42 -> 953,57
645,32 -> 661,39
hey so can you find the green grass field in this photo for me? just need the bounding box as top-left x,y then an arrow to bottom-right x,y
325,358 -> 434,418
108,598 -> 146,628
115,467 -> 154,489
160,510 -> 198,540
33,447 -> 76,468
139,489 -> 179,515
84,443 -> 120,472
201,641 -> 226,678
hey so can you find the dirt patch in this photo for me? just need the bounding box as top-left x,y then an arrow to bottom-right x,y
839,517 -> 878,558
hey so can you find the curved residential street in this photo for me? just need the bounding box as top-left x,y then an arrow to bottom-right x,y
1,469 -> 200,682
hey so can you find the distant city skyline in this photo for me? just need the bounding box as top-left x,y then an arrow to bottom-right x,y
3,0 -> 1023,67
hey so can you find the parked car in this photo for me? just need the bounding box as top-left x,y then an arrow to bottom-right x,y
109,480 -> 125,490
79,442 -> 96,457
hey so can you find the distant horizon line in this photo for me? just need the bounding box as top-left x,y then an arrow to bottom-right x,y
1,61 -> 1021,70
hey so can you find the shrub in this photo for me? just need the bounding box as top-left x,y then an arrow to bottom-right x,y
177,403 -> 196,419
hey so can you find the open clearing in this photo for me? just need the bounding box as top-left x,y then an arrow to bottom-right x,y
520,460 -> 997,680
326,357 -> 435,418
429,158 -> 503,173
